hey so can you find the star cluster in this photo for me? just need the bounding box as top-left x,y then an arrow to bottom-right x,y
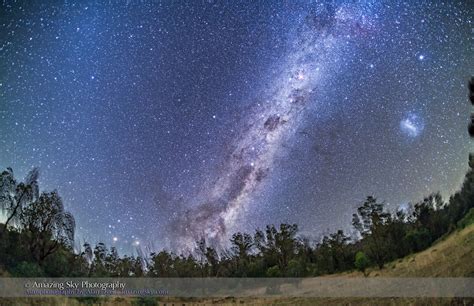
1,1 -> 472,253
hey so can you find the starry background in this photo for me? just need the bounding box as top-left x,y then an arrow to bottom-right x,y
0,0 -> 473,254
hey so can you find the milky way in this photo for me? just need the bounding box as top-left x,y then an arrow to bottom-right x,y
173,2 -> 379,248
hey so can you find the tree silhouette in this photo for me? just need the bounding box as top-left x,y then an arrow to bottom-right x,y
352,196 -> 392,269
20,191 -> 75,264
0,167 -> 39,231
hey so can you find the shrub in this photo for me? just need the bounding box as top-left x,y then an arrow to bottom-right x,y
354,251 -> 370,277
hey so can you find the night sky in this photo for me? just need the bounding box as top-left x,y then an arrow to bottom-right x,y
1,1 -> 473,254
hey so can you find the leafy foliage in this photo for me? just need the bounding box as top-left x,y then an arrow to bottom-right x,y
354,251 -> 370,276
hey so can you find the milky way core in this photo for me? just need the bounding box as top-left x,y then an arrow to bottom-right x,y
173,3 -> 378,248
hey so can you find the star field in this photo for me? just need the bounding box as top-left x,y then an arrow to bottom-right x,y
1,1 -> 473,254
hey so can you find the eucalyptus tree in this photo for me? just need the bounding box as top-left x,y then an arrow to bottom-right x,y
20,191 -> 76,264
0,167 -> 40,231
352,196 -> 392,269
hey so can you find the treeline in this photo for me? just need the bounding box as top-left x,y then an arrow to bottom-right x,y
1,155 -> 474,278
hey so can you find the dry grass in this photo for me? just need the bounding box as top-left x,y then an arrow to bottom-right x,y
342,224 -> 474,278
2,296 -> 472,306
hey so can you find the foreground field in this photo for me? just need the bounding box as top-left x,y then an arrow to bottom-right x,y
1,224 -> 473,306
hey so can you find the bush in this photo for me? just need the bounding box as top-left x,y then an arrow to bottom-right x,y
354,251 -> 370,276
457,208 -> 474,229
286,259 -> 305,277
405,228 -> 432,252
266,265 -> 281,277
132,297 -> 158,306
12,261 -> 44,277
